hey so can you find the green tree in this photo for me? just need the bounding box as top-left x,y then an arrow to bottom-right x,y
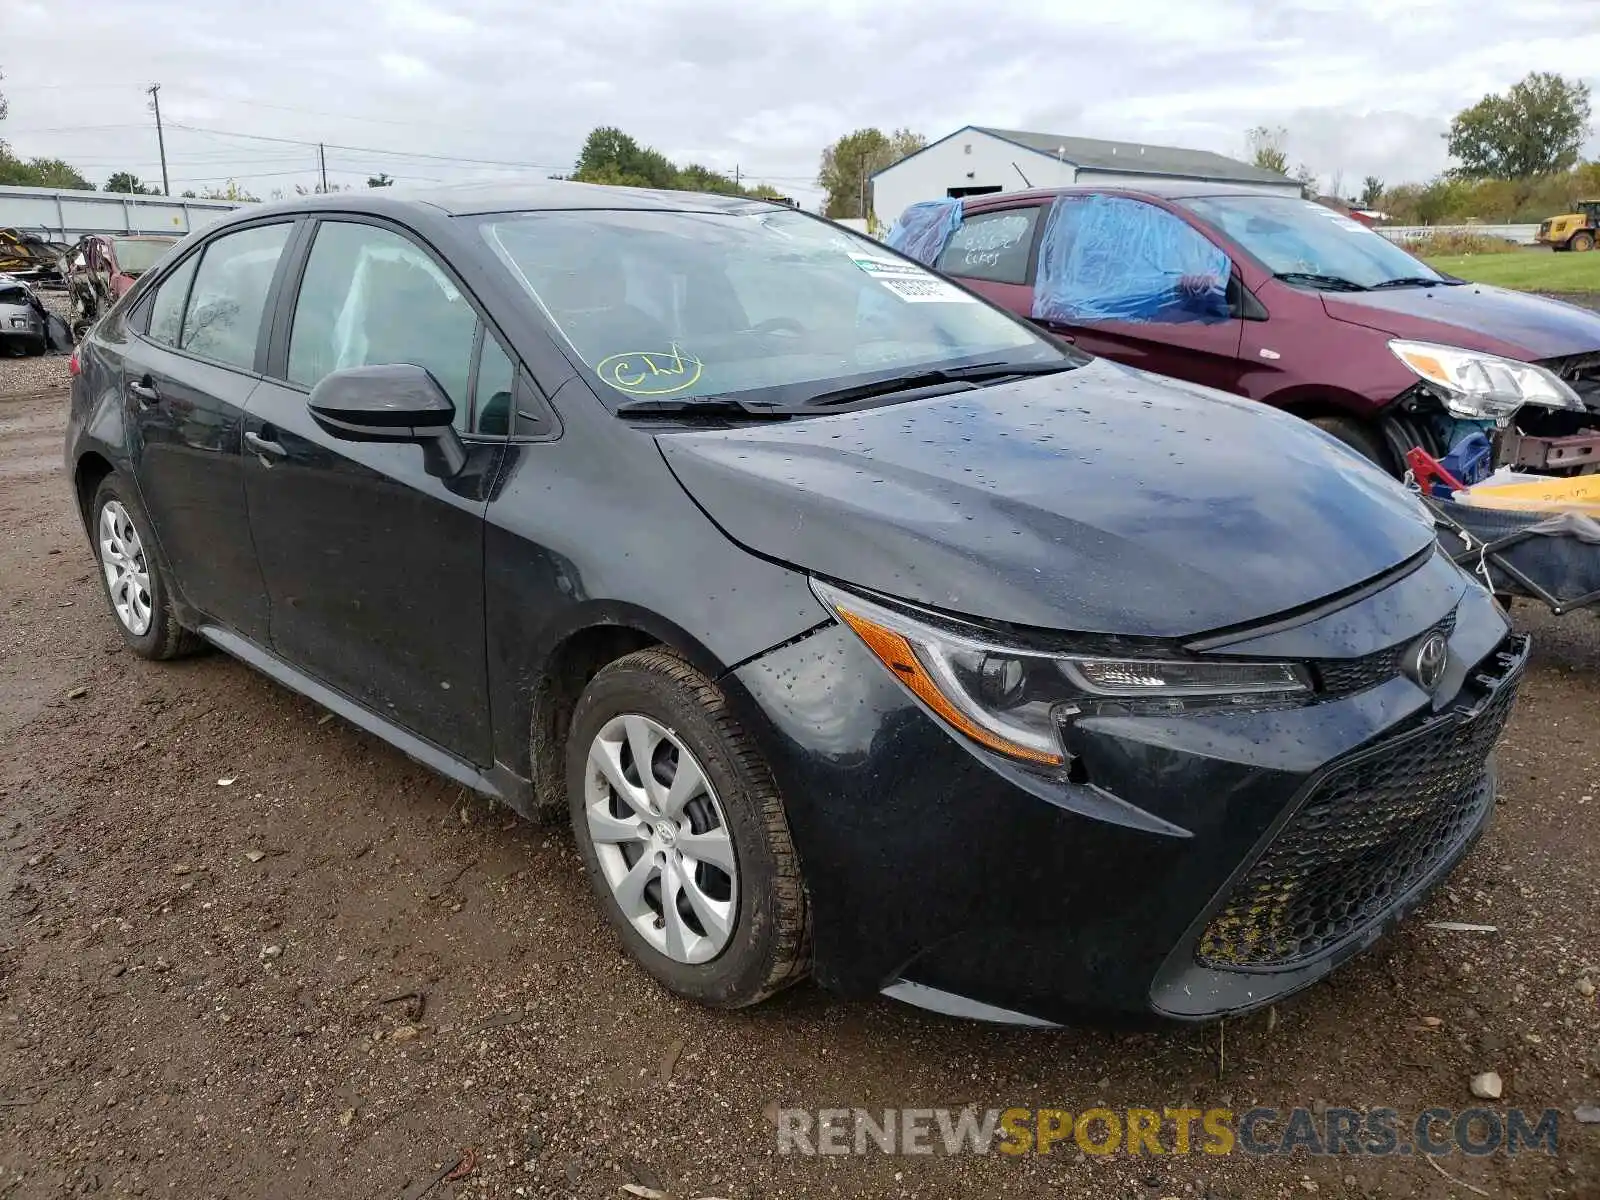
0,155 -> 93,189
367,172 -> 394,187
1292,163 -> 1318,198
817,127 -> 926,220
1446,72 -> 1592,179
573,126 -> 676,189
104,171 -> 157,194
1359,175 -> 1384,208
1246,126 -> 1289,175
198,179 -> 260,202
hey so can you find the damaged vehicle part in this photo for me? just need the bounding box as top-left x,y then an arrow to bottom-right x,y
0,273 -> 57,356
63,234 -> 179,340
68,185 -> 1521,1025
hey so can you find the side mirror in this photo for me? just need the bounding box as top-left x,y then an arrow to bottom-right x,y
307,363 -> 467,478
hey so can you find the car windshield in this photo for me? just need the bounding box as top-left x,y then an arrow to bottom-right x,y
1179,195 -> 1447,289
479,204 -> 1069,409
110,238 -> 174,276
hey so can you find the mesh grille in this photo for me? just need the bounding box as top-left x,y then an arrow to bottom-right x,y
1313,611 -> 1456,698
1197,648 -> 1519,972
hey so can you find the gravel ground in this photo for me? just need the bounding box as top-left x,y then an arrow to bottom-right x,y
0,366 -> 1596,1200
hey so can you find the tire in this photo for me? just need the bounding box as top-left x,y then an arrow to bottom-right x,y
1309,415 -> 1395,474
1571,231 -> 1596,253
89,475 -> 204,660
566,648 -> 810,1007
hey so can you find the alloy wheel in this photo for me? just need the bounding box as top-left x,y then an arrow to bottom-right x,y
584,713 -> 738,964
98,500 -> 152,636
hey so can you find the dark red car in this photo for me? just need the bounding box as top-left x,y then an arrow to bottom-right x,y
889,184 -> 1600,474
64,234 -> 178,339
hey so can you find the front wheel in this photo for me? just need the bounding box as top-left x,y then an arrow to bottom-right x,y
90,475 -> 203,660
1309,415 -> 1396,474
566,648 -> 810,1007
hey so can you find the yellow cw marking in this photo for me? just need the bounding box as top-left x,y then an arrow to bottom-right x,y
596,345 -> 704,395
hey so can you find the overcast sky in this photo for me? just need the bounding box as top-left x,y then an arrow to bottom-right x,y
4,0 -> 1598,208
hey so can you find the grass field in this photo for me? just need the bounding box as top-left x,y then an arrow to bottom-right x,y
1422,248 -> 1600,292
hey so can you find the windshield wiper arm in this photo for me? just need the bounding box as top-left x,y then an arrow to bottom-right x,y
1369,275 -> 1457,289
802,360 -> 1077,408
1272,271 -> 1369,292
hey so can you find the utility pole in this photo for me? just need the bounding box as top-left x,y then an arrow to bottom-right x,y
147,83 -> 169,196
318,143 -> 328,193
734,164 -> 741,190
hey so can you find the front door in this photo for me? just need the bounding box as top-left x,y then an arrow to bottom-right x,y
124,220 -> 296,641
241,218 -> 507,763
1027,195 -> 1245,394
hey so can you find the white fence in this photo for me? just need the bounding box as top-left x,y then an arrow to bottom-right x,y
0,184 -> 242,241
1377,223 -> 1541,247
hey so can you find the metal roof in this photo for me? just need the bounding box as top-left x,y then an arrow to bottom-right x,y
873,126 -> 1295,186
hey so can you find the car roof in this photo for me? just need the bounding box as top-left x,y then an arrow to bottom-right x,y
221,180 -> 775,225
961,181 -> 1291,208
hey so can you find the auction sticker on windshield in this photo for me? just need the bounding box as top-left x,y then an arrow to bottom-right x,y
850,253 -> 976,304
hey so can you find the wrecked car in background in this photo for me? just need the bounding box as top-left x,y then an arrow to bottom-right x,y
64,234 -> 179,339
887,186 -> 1600,478
0,272 -> 69,357
0,227 -> 70,285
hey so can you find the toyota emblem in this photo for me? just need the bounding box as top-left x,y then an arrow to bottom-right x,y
1405,632 -> 1449,693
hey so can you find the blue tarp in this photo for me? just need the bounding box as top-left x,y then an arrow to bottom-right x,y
883,199 -> 963,267
1033,194 -> 1231,324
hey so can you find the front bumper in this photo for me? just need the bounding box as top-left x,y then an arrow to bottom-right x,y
731,551 -> 1523,1024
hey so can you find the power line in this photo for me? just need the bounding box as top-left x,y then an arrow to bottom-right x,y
166,122 -> 566,171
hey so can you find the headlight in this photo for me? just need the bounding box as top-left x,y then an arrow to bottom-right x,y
811,580 -> 1311,770
1389,339 -> 1583,420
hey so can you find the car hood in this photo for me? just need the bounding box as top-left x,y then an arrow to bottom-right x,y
657,359 -> 1437,637
1322,283 -> 1600,359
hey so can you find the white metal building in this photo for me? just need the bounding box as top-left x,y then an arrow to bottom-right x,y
871,126 -> 1301,225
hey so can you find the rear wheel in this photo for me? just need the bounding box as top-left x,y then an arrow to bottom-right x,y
1309,415 -> 1395,474
566,648 -> 809,1007
90,475 -> 203,660
1571,231 -> 1596,253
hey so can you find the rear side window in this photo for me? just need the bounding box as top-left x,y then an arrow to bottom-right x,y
180,223 -> 292,369
288,221 -> 478,432
936,208 -> 1042,284
145,253 -> 200,347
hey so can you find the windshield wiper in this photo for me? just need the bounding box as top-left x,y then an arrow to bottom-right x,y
1369,275 -> 1458,289
802,360 -> 1077,409
614,396 -> 790,419
1272,271 -> 1369,292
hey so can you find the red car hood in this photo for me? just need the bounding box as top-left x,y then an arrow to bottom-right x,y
1322,283 -> 1600,360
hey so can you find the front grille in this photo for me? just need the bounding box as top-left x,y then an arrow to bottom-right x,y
1197,642 -> 1521,972
1312,610 -> 1456,698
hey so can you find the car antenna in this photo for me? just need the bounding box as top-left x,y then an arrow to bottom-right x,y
1011,162 -> 1033,187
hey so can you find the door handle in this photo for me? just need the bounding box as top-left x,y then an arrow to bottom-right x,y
128,379 -> 160,406
244,430 -> 287,462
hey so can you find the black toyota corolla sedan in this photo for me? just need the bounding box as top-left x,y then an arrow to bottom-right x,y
65,183 -> 1526,1026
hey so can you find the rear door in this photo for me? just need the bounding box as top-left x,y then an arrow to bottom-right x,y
1027,194 -> 1245,393
932,202 -> 1048,319
241,216 -> 508,763
123,219 -> 297,641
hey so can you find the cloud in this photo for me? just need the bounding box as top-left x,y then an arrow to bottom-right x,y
0,0 -> 1594,202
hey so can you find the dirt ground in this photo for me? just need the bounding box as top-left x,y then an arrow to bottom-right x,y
0,362 -> 1596,1200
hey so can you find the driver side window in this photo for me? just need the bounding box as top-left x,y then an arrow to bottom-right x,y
288,221 -> 479,433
